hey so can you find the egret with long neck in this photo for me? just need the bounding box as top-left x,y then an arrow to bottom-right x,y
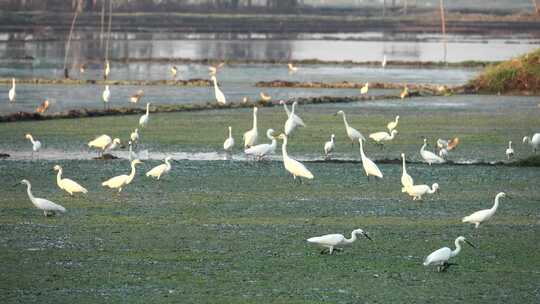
307,229 -> 372,254
462,192 -> 506,228
102,159 -> 143,192
423,236 -> 475,272
8,78 -> 16,102
243,107 -> 258,148
20,179 -> 66,216
401,153 -> 414,192
336,110 -> 365,147
277,133 -> 313,181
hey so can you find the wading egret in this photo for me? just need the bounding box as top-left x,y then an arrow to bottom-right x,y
437,137 -> 460,151
105,138 -> 121,153
277,133 -> 314,181
387,115 -> 399,132
130,128 -> 139,144
360,82 -> 369,95
208,66 -> 217,76
423,236 -> 475,272
421,138 -> 445,165
288,63 -> 298,72
462,192 -> 506,228
404,183 -> 439,200
211,75 -> 227,105
36,99 -> 50,114
79,63 -> 86,73
280,100 -> 305,127
359,138 -> 383,179
522,133 -> 540,152
243,107 -> 258,148
102,159 -> 143,192
102,85 -> 110,109
8,78 -> 16,102
505,141 -> 514,159
336,110 -> 365,147
260,92 -> 272,102
53,165 -> 88,196
139,103 -> 151,128
223,126 -> 235,153
245,129 -> 276,160
324,134 -> 335,159
284,101 -> 305,136
130,90 -> 144,103
128,141 -> 148,161
104,60 -> 110,79
369,130 -> 398,148
20,179 -> 66,216
438,148 -> 448,159
146,157 -> 172,180
171,66 -> 177,78
307,229 -> 372,254
400,86 -> 409,99
25,134 -> 41,159
382,55 -> 387,68
88,135 -> 119,156
401,153 -> 414,192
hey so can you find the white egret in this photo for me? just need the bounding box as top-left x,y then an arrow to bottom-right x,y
20,179 -> 66,216
381,55 -> 387,68
208,66 -> 217,76
102,85 -> 110,109
387,115 -> 399,132
359,138 -> 383,179
102,159 -> 143,192
462,192 -> 506,228
277,133 -> 314,181
79,63 -> 86,73
369,130 -> 398,148
25,134 -> 41,159
438,148 -> 448,159
223,126 -> 235,153
401,153 -> 414,192
280,100 -> 306,128
423,236 -> 475,272
243,107 -> 258,148
245,129 -> 276,160
400,86 -> 409,99
104,60 -> 110,79
307,229 -> 372,255
284,102 -> 304,136
437,137 -> 460,151
210,75 -> 227,105
139,103 -> 151,128
260,92 -> 272,102
522,133 -> 540,152
146,157 -> 172,180
421,138 -> 445,165
288,63 -> 298,72
324,134 -> 335,159
53,165 -> 88,196
336,110 -> 365,147
130,128 -> 139,144
505,141 -> 514,160
404,183 -> 439,200
88,135 -> 120,156
8,78 -> 16,102
360,82 -> 369,95
105,138 -> 121,153
130,90 -> 144,103
171,66 -> 178,78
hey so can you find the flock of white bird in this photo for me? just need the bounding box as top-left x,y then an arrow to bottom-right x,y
9,62 -> 540,273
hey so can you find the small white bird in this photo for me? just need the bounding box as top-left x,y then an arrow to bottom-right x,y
336,110 -> 365,147
104,60 -> 110,79
25,134 -> 41,159
401,153 -> 414,192
277,133 -> 314,181
288,63 -> 298,72
423,236 -> 475,272
324,134 -> 335,159
369,130 -> 398,147
462,192 -> 506,228
359,138 -> 383,179
260,92 -> 272,102
522,133 -> 540,153
284,101 -> 305,136
223,126 -> 235,153
102,159 -> 143,192
171,66 -> 178,78
105,138 -> 121,153
211,75 -> 227,105
360,82 -> 369,95
381,55 -> 387,68
280,100 -> 306,127
146,157 -> 172,180
438,148 -> 449,159
130,128 -> 139,144
387,115 -> 399,132
88,134 -> 120,156
8,78 -> 16,102
102,85 -> 110,109
400,86 -> 409,100
54,165 -> 88,196
243,107 -> 258,148
421,138 -> 445,165
245,129 -> 276,160
139,103 -> 151,128
307,229 -> 372,254
20,179 -> 66,216
404,183 -> 439,200
208,66 -> 217,76
505,141 -> 514,160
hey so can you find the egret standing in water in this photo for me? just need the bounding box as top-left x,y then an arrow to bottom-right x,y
53,165 -> 88,196
88,135 -> 120,157
284,101 -> 305,136
223,126 -> 235,155
146,157 -> 172,180
20,179 -> 66,217
505,141 -> 514,160
335,110 -> 365,147
288,63 -> 298,73
260,92 -> 272,102
25,133 -> 41,159
401,153 -> 414,192
387,115 -> 399,132
102,159 -> 143,192
104,60 -> 110,79
462,192 -> 506,228
243,107 -> 258,148
245,129 -> 276,160
369,130 -> 398,148
421,138 -> 445,165
130,128 -> 139,145
277,133 -> 313,181
211,75 -> 227,105
171,66 -> 178,79
381,55 -> 387,68
423,236 -> 475,272
522,133 -> 540,153
359,138 -> 383,179
324,134 -> 335,160
102,85 -> 110,109
8,78 -> 16,102
307,229 -> 372,254
280,100 -> 305,128
360,82 -> 369,95
139,102 -> 151,128
404,183 -> 439,201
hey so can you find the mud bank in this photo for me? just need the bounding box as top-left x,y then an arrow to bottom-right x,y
0,77 -> 212,87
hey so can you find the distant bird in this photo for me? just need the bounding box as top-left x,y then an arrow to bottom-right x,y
223,126 -> 235,154
505,141 -> 514,160
242,97 -> 249,104
288,63 -> 298,72
130,128 -> 139,144
245,129 -> 276,160
438,148 -> 449,159
400,86 -> 409,99
324,134 -> 335,159
146,157 -> 172,180
79,63 -> 87,73
260,92 -> 272,102
20,179 -> 66,216
404,183 -> 439,200
369,130 -> 398,148
128,141 -> 148,161
8,78 -> 16,102
423,236 -> 475,272
102,85 -> 110,109
359,138 -> 383,179
421,138 -> 445,165
211,75 -> 227,105
381,55 -> 387,68
88,135 -> 120,156
437,137 -> 460,151
171,66 -> 178,78
25,133 -> 41,159
104,60 -> 110,79
401,153 -> 414,192
284,101 -> 305,136
336,110 -> 365,147
102,159 -> 143,192
360,82 -> 369,95
208,62 -> 224,76
387,115 -> 399,132
53,165 -> 88,196
462,192 -> 506,228
522,133 -> 540,153
243,107 -> 258,148
36,99 -> 50,114
280,100 -> 306,128
139,103 -> 151,128
307,229 -> 372,255
130,90 -> 144,104
105,137 -> 121,153
277,133 -> 314,181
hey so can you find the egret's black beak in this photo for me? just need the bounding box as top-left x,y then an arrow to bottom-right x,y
363,233 -> 373,241
465,240 -> 476,248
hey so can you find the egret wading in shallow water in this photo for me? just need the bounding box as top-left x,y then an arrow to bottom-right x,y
102,85 -> 110,109
401,153 -> 414,192
437,137 -> 460,152
53,165 -> 88,196
360,82 -> 369,95
421,138 -> 445,165
284,101 -> 305,136
359,138 -> 383,180
8,78 -> 16,102
387,115 -> 399,132
146,157 -> 172,180
307,229 -> 372,254
88,135 -> 120,157
423,236 -> 475,272
462,192 -> 506,228
522,133 -> 540,153
260,92 -> 272,102
369,130 -> 398,148
324,134 -> 335,159
139,103 -> 151,128
102,159 -> 143,192
280,100 -> 305,128
505,141 -> 514,160
288,63 -> 298,73
335,110 -> 365,147
25,134 -> 41,159
400,86 -> 409,99
130,128 -> 139,145
404,183 -> 439,201
223,126 -> 235,154
277,133 -> 314,182
211,75 -> 227,105
20,179 -> 66,217
243,107 -> 258,148
171,66 -> 177,78
245,129 -> 276,160
104,60 -> 110,79
382,55 -> 387,68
